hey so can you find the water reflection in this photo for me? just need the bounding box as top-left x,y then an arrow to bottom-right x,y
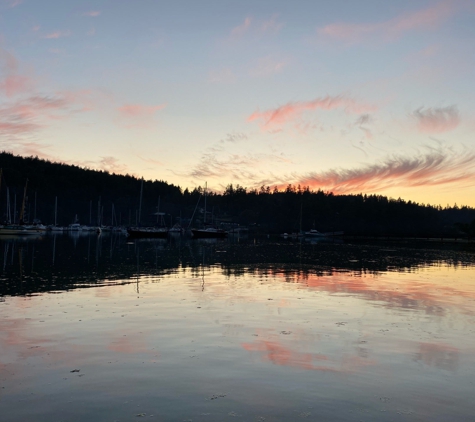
0,234 -> 474,421
1,234 -> 475,299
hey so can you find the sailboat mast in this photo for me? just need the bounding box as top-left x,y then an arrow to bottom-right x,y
204,182 -> 207,225
157,196 -> 160,224
6,187 -> 10,224
54,196 -> 58,226
19,178 -> 28,224
138,178 -> 144,225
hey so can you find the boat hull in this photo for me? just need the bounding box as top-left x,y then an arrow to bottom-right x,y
191,229 -> 227,238
0,225 -> 44,235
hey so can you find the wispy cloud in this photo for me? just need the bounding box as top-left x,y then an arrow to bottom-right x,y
248,95 -> 377,131
355,113 -> 374,140
73,156 -> 131,176
219,132 -> 248,144
261,14 -> 284,33
318,1 -> 454,44
227,14 -> 284,41
230,16 -> 252,39
116,103 -> 166,129
0,49 -> 102,160
98,156 -> 128,174
176,132 -> 291,186
411,105 -> 460,133
208,67 -> 236,84
137,155 -> 164,166
272,147 -> 475,194
0,93 -> 94,138
118,104 -> 166,117
249,55 -> 288,78
0,48 -> 34,97
43,30 -> 71,39
3,0 -> 22,8
83,10 -> 100,17
0,50 -> 93,153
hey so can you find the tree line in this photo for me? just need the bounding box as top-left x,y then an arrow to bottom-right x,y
1,152 -> 474,237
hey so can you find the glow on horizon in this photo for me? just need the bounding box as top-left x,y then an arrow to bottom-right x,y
1,0 -> 474,206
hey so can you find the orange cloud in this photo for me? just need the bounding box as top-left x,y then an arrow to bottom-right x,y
412,105 -> 460,133
273,148 -> 475,194
318,1 -> 454,43
248,95 -> 377,130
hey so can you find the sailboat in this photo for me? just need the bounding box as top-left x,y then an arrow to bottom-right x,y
127,179 -> 169,238
191,183 -> 227,239
49,197 -> 64,231
0,178 -> 44,235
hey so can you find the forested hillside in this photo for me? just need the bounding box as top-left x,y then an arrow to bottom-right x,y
1,152 -> 474,237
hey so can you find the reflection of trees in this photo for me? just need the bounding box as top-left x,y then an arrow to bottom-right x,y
1,236 -> 475,306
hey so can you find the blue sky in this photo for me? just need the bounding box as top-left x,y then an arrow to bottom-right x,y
1,0 -> 475,206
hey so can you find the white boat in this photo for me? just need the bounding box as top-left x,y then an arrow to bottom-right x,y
191,227 -> 227,238
304,229 -> 325,237
169,223 -> 184,234
68,223 -> 82,231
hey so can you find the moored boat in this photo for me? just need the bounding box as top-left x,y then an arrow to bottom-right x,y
191,227 -> 227,238
127,227 -> 169,238
0,224 -> 44,235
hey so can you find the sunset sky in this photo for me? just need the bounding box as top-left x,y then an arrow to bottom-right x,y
1,0 -> 474,206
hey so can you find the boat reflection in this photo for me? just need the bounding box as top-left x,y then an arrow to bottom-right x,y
1,235 -> 474,422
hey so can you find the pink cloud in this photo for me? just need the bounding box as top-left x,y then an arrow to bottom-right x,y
98,156 -> 128,174
272,148 -> 475,195
83,10 -> 100,17
412,105 -> 460,133
43,30 -> 71,39
0,92 -> 95,143
230,16 -> 252,38
0,48 -> 36,97
0,74 -> 31,97
4,0 -> 22,8
248,95 -> 377,130
318,1 -> 454,43
261,14 -> 284,33
118,103 -> 166,117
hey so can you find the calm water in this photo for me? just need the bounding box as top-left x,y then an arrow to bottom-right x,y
1,233 -> 475,421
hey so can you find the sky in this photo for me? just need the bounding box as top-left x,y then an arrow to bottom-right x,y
1,0 -> 475,207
